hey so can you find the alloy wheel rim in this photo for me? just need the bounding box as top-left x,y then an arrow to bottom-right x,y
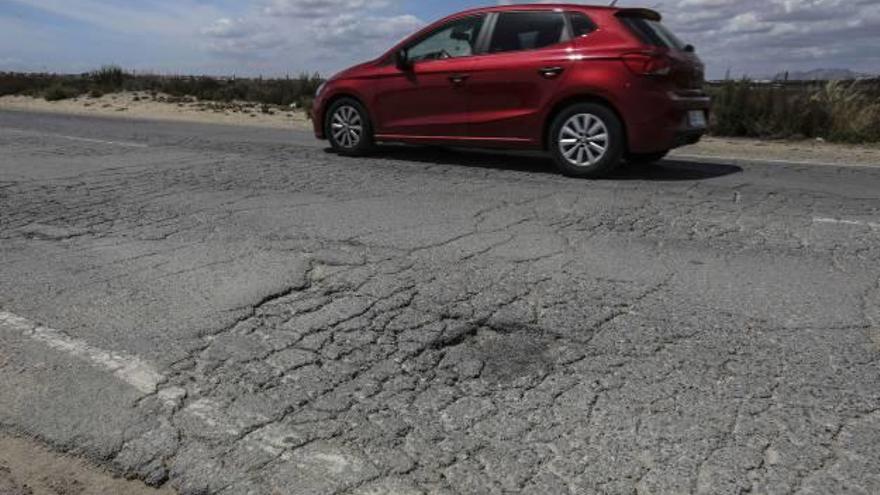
331,106 -> 363,148
558,113 -> 609,167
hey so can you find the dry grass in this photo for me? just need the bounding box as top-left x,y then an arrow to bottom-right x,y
708,79 -> 880,143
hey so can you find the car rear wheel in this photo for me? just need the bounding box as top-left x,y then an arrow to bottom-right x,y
326,98 -> 374,156
625,150 -> 669,166
549,103 -> 624,178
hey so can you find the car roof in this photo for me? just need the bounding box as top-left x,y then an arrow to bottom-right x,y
436,4 -> 660,22
450,3 -> 624,16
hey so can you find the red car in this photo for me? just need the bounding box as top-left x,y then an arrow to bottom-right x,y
312,4 -> 710,178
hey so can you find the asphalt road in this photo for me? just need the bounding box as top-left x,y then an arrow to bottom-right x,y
1,110 -> 878,495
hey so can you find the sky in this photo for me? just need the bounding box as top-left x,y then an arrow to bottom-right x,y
1,0 -> 878,79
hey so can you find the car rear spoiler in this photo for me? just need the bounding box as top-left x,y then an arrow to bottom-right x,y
615,8 -> 662,22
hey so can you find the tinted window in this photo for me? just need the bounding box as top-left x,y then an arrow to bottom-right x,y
489,12 -> 567,53
407,15 -> 485,62
621,17 -> 686,50
569,13 -> 597,37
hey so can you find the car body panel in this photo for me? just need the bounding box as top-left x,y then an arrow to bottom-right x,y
372,57 -> 475,137
312,3 -> 711,154
465,44 -> 573,144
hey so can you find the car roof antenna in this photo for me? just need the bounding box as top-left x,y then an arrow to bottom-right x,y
609,0 -> 619,5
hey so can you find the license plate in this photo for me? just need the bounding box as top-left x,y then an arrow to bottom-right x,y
688,110 -> 707,128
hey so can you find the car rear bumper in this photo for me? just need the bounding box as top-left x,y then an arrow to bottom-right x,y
626,90 -> 711,153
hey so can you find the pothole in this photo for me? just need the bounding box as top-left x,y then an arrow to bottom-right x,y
438,326 -> 552,383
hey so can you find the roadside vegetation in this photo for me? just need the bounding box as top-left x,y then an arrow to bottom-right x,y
707,79 -> 880,143
0,65 -> 322,113
2,66 -> 879,143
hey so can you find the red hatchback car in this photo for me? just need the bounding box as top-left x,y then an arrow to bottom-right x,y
312,4 -> 710,178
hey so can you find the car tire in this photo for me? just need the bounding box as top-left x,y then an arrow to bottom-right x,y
625,150 -> 669,166
325,98 -> 375,156
549,103 -> 624,178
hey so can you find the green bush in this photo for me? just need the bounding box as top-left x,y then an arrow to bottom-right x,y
43,83 -> 79,101
91,65 -> 126,91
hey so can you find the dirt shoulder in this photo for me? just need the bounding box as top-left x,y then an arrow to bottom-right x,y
0,92 -> 312,130
0,435 -> 175,495
3,93 -> 879,166
673,136 -> 880,167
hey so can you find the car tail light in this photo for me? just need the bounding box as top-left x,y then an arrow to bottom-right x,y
622,52 -> 672,76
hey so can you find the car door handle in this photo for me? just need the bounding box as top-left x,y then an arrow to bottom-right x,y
538,67 -> 564,78
448,74 -> 470,85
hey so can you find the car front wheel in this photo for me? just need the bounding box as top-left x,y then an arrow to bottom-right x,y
549,103 -> 624,178
325,98 -> 375,156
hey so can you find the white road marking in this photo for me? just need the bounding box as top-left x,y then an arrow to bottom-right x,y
0,309 -> 313,457
53,134 -> 149,148
0,310 -> 164,396
813,217 -> 880,230
1,127 -> 148,148
0,310 -> 290,457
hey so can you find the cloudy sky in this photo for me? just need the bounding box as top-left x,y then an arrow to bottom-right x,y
1,0 -> 878,79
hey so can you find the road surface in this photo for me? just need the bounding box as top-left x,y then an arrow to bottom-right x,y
1,110 -> 879,495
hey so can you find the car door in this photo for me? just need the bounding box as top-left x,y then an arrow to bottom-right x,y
465,11 -> 576,144
373,14 -> 487,140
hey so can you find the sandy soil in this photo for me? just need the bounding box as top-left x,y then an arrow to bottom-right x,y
2,93 -> 879,166
0,435 -> 175,495
0,92 -> 312,130
673,135 -> 880,167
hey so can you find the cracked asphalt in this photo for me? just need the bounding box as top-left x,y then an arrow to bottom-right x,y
1,110 -> 879,495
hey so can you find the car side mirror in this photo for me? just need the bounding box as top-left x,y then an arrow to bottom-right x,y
394,49 -> 411,71
684,44 -> 695,53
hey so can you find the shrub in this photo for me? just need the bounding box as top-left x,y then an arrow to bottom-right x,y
707,79 -> 880,143
43,83 -> 79,101
298,96 -> 315,118
0,73 -> 35,96
91,65 -> 126,91
808,81 -> 880,142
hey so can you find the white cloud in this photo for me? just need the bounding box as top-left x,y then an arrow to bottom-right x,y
201,19 -> 253,39
309,14 -> 422,46
199,0 -> 424,73
3,0 -> 878,77
653,0 -> 880,77
21,0 -> 223,37
263,0 -> 392,18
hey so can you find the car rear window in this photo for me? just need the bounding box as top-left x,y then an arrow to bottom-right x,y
620,17 -> 686,50
489,12 -> 567,53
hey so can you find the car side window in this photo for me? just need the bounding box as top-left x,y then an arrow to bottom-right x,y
569,12 -> 597,37
406,15 -> 486,63
488,11 -> 567,54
